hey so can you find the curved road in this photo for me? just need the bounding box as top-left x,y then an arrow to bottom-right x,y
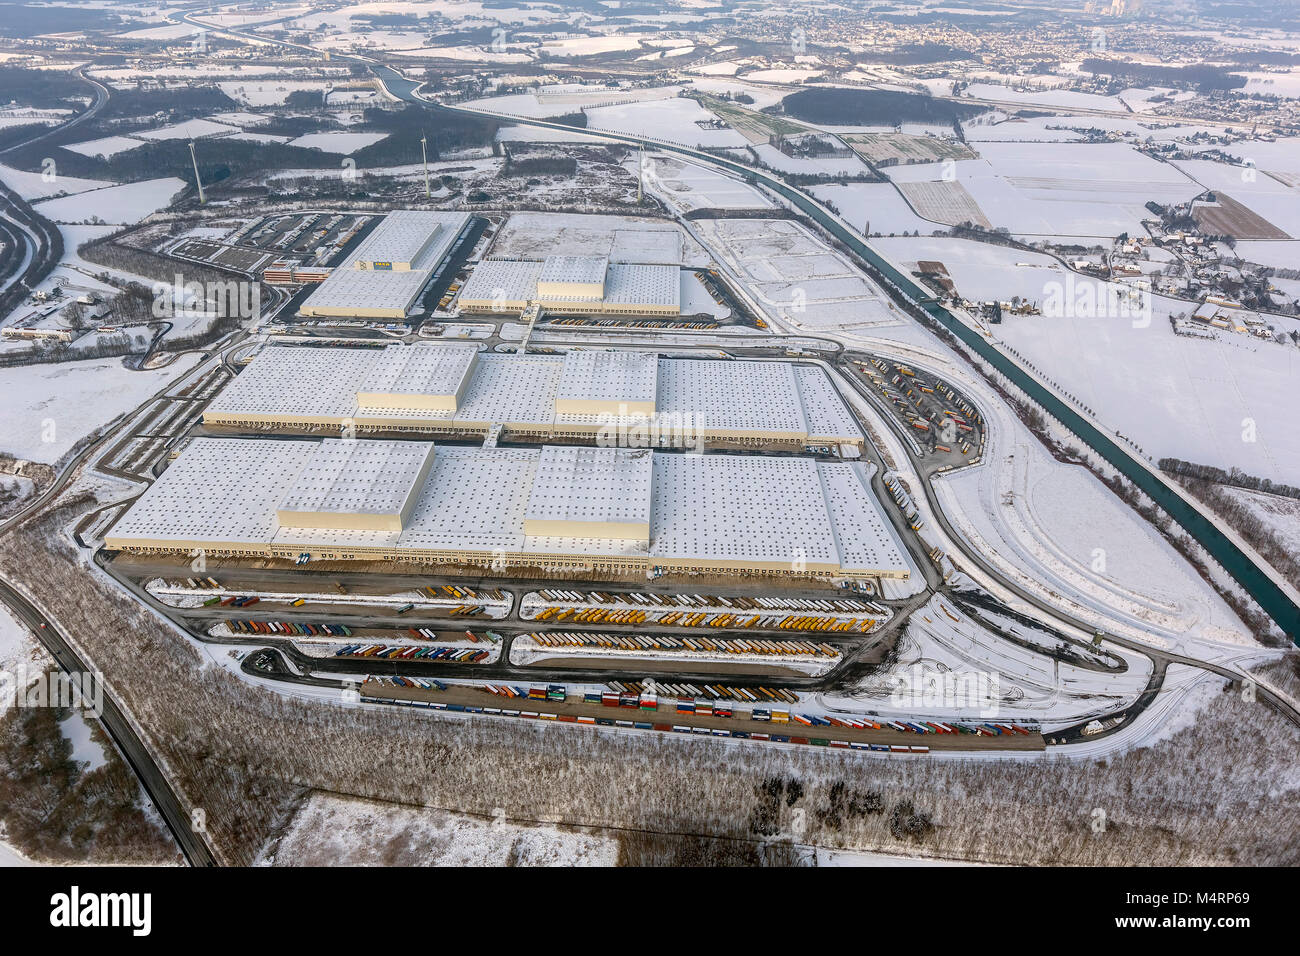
0,576 -> 215,865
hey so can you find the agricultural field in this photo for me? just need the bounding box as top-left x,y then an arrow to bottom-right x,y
1191,192 -> 1291,240
895,181 -> 991,228
697,95 -> 808,143
844,132 -> 976,166
887,142 -> 1204,239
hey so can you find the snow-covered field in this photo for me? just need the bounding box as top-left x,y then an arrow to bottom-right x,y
872,235 -> 1300,485
464,86 -> 680,119
1171,158 -> 1299,239
0,163 -> 112,201
753,143 -> 871,177
642,155 -> 773,212
812,182 -> 941,236
218,80 -> 329,106
886,142 -> 1203,239
1222,488 -> 1300,557
961,83 -> 1127,112
135,118 -> 241,142
61,135 -> 147,159
33,177 -> 186,225
0,356 -> 200,463
287,132 -> 389,154
541,35 -> 643,57
585,98 -> 749,149
692,218 -> 904,332
265,792 -> 619,866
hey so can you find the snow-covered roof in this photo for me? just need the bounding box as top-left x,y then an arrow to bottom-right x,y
458,258 -> 679,310
276,440 -> 433,527
539,254 -> 608,285
105,438 -> 305,544
525,446 -> 653,529
649,454 -> 840,567
356,343 -> 477,408
794,365 -> 864,442
300,211 -> 469,315
556,350 -> 658,408
349,210 -> 447,267
204,345 -> 863,445
819,463 -> 910,575
108,439 -> 909,576
656,358 -> 806,434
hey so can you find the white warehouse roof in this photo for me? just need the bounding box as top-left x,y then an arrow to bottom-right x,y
525,446 -> 653,536
458,259 -> 679,312
539,255 -> 608,286
204,345 -> 864,445
277,440 -> 434,531
107,439 -> 908,577
300,211 -> 470,317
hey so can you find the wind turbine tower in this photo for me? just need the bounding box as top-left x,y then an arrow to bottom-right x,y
421,133 -> 431,199
188,139 -> 206,205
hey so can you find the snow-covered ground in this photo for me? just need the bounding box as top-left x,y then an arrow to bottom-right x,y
0,601 -> 42,714
1221,487 -> 1300,557
1171,158 -> 1300,239
641,154 -> 773,213
135,118 -> 241,142
870,235 -> 1300,486
33,178 -> 186,225
585,98 -> 750,149
218,79 -> 329,106
885,142 -> 1203,239
59,711 -> 108,773
815,593 -> 1153,730
61,135 -> 147,159
753,143 -> 871,177
0,163 -> 112,201
0,355 -> 201,463
961,83 -> 1127,112
812,182 -> 944,236
263,792 -> 619,866
287,132 -> 389,154
691,217 -> 904,332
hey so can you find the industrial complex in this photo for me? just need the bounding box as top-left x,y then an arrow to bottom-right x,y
203,344 -> 867,451
104,438 -> 913,580
298,210 -> 472,319
457,255 -> 682,315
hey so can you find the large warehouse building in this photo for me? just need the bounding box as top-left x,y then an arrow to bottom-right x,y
105,438 -> 911,580
298,210 -> 472,319
203,344 -> 866,451
457,254 -> 681,315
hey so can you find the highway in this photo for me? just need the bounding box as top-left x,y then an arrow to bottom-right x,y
0,65 -> 106,323
0,575 -> 215,865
